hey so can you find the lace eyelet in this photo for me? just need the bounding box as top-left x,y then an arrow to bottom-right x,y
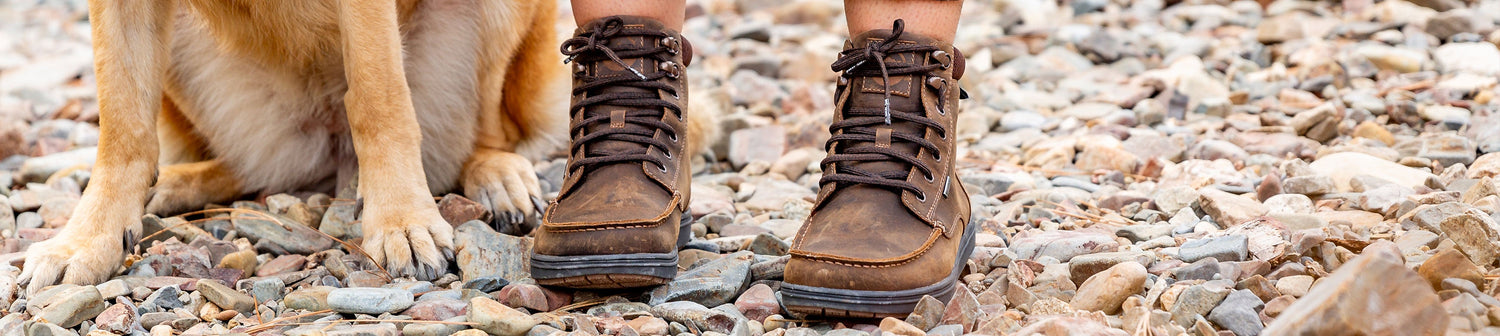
573,63 -> 587,74
659,164 -> 669,172
838,77 -> 849,86
663,150 -> 673,158
916,192 -> 928,202
933,50 -> 952,69
662,36 -> 680,55
926,77 -> 945,89
925,174 -> 935,182
660,61 -> 681,79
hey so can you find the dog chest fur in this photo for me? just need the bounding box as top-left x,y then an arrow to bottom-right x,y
161,0 -> 535,195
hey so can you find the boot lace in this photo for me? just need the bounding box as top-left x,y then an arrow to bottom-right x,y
561,17 -> 682,172
819,19 -> 949,200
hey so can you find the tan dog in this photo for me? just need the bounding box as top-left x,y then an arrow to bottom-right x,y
19,0 -> 575,292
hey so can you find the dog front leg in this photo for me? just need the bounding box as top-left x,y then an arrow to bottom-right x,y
338,0 -> 454,280
21,0 -> 173,293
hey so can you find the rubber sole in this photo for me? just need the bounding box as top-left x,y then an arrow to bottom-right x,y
531,214 -> 692,289
781,216 -> 980,318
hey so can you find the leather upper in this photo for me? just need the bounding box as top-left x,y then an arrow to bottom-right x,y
786,25 -> 971,291
536,16 -> 692,256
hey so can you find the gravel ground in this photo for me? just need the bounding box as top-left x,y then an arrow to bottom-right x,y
3,0 -> 1500,335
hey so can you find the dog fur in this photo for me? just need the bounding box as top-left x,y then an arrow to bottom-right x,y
19,0 -> 585,292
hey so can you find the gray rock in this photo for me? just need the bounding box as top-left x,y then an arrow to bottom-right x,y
1207,289 -> 1265,336
139,312 -> 176,329
745,233 -> 789,256
649,251 -> 755,307
1198,188 -> 1267,227
1010,231 -> 1119,262
1417,132 -> 1478,167
250,277 -> 285,303
1434,42 -> 1500,76
26,284 -> 106,328
1403,202 -> 1472,232
455,220 -> 533,283
961,173 -> 1016,196
728,126 -> 786,168
1169,283 -> 1232,327
233,213 -> 335,254
1068,251 -> 1153,286
320,200 -> 362,240
1179,235 -> 1249,262
403,317 -> 468,336
1175,257 -> 1223,281
327,288 -> 415,315
17,147 -> 96,184
1438,208 -> 1500,266
284,286 -> 335,311
1000,110 -> 1046,131
906,295 -> 945,331
25,322 -> 77,336
197,279 -> 255,314
1116,224 -> 1173,242
1263,194 -> 1314,214
96,279 -> 132,300
653,301 -> 736,334
140,285 -> 183,312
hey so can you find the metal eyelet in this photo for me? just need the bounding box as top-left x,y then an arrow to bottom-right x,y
670,133 -> 679,142
663,150 -> 673,158
933,50 -> 952,69
662,36 -> 680,55
660,61 -> 681,79
926,77 -> 945,89
573,63 -> 587,74
916,192 -> 928,202
659,164 -> 669,172
838,77 -> 849,86
934,152 -> 942,162
925,173 -> 935,182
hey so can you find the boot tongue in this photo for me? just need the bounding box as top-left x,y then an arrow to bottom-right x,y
834,29 -> 931,185
578,17 -> 669,160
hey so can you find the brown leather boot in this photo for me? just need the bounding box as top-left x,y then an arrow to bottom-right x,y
782,20 -> 974,318
531,16 -> 693,289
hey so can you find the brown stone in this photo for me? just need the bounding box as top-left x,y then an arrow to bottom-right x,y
1198,188 -> 1268,227
1070,261 -> 1147,314
1352,121 -> 1395,146
1439,208 -> 1500,267
1075,144 -> 1141,173
439,194 -> 492,226
1261,252 -> 1446,335
1417,248 -> 1485,290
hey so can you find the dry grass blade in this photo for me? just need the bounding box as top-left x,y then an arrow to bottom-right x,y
135,215 -> 264,245
551,297 -> 609,313
244,309 -> 334,333
254,319 -> 478,331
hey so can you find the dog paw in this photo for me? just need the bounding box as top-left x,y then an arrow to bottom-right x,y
360,207 -> 455,281
20,229 -> 126,294
462,151 -> 543,235
145,161 -> 241,216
